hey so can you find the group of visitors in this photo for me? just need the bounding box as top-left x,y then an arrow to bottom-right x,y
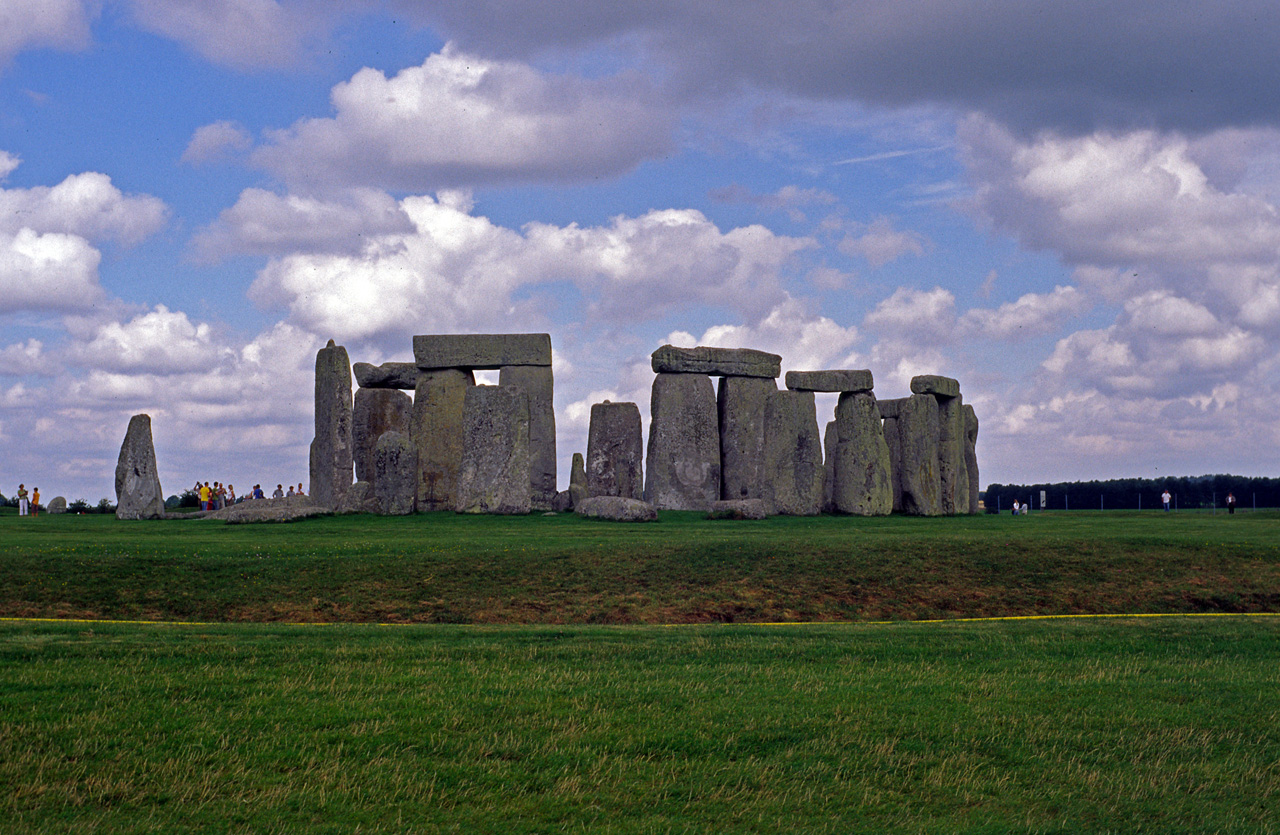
194,480 -> 304,510
1010,499 -> 1028,515
13,484 -> 39,516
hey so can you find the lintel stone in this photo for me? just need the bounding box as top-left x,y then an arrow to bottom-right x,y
785,369 -> 874,393
354,362 -> 419,389
413,333 -> 551,370
650,345 -> 781,378
910,374 -> 961,398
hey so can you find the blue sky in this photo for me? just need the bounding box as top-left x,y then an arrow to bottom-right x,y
4,1 -> 1280,503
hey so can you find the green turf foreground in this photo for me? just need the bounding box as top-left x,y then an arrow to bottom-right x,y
3,617 -> 1278,833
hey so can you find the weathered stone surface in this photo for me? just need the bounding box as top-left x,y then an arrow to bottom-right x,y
413,333 -> 551,369
937,393 -> 967,514
568,452 -> 587,509
354,388 -> 412,485
894,394 -> 941,516
115,413 -> 166,520
964,404 -> 980,515
717,376 -> 776,501
882,413 -> 903,513
822,420 -> 837,513
586,401 -> 643,499
310,340 -> 354,511
202,494 -> 325,524
831,392 -> 893,516
374,431 -> 417,515
784,369 -> 874,393
339,480 -> 379,514
575,496 -> 658,522
455,385 -> 530,514
48,496 -> 67,514
644,373 -> 720,510
551,490 -> 574,512
411,368 -> 473,511
353,361 -> 419,389
876,396 -> 906,420
650,345 -> 781,378
499,364 -> 556,508
910,374 -> 961,398
707,499 -> 769,520
762,390 -> 823,516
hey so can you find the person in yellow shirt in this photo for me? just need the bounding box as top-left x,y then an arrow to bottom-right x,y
198,482 -> 211,511
31,487 -> 39,516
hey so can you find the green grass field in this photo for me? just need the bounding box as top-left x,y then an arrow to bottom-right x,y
2,509 -> 1277,831
1,508 -> 1277,623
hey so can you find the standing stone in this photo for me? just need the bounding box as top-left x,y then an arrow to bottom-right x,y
568,452 -> 588,508
644,373 -> 720,510
586,401 -> 644,499
964,405 -> 980,515
455,385 -> 531,514
47,496 -> 67,514
309,340 -> 354,511
499,365 -> 556,509
895,394 -> 942,516
762,390 -> 823,516
717,376 -> 776,501
115,413 -> 165,520
411,368 -> 473,511
822,421 -> 837,513
831,392 -> 893,516
881,406 -> 904,513
354,388 -> 412,486
374,431 -> 417,515
911,375 -> 965,514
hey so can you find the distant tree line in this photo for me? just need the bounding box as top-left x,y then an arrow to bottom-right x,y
984,475 -> 1280,512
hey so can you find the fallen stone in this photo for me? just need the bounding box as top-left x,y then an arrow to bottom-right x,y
575,496 -> 658,522
964,404 -> 980,515
374,431 -> 417,515
650,345 -> 781,378
586,401 -> 644,499
354,388 -> 412,485
762,390 -> 823,516
568,452 -> 588,509
784,369 -> 874,393
455,385 -> 531,514
47,496 -> 67,514
551,490 -> 574,512
310,340 -> 354,511
707,499 -> 769,520
894,393 -> 941,516
910,374 -> 961,398
717,376 -> 776,501
413,333 -> 551,369
831,392 -> 893,516
412,368 -> 474,511
353,361 -> 419,389
644,373 -> 720,510
339,480 -> 379,514
203,494 -> 326,524
499,364 -> 556,508
115,413 -> 166,520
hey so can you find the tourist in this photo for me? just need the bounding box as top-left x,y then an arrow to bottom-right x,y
227,484 -> 236,504
297,483 -> 305,496
198,482 -> 211,511
31,487 -> 39,516
16,484 -> 28,516
1161,490 -> 1171,512
1011,499 -> 1019,515
253,484 -> 264,500
1227,492 -> 1236,515
286,485 -> 295,497
273,484 -> 284,499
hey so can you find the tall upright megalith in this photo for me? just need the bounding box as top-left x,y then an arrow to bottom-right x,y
586,401 -> 644,499
718,376 -> 776,501
911,375 -> 966,514
499,365 -> 556,509
645,372 -> 720,510
893,393 -> 942,516
832,392 -> 893,516
115,413 -> 165,520
411,369 -> 473,511
353,388 -> 412,486
762,390 -> 823,515
455,385 -> 531,515
963,404 -> 980,515
310,339 -> 354,511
